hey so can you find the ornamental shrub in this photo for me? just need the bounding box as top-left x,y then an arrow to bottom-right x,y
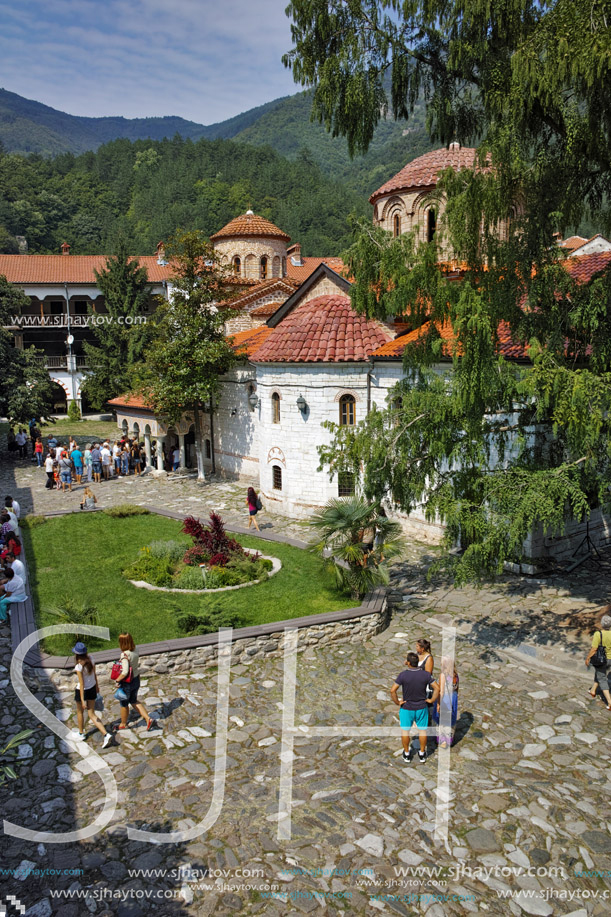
148,540 -> 187,562
104,504 -> 150,517
124,554 -> 173,587
174,565 -> 208,590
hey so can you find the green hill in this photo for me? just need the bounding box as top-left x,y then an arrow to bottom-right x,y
0,88 -> 434,198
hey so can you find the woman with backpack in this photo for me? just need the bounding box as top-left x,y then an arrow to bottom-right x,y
71,642 -> 112,747
586,612 -> 611,710
246,486 -> 261,531
113,632 -> 155,731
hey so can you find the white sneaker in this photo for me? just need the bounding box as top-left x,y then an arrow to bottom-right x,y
70,731 -> 85,741
102,733 -> 112,749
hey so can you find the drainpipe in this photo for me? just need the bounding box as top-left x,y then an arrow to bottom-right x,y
367,363 -> 373,415
209,399 -> 216,474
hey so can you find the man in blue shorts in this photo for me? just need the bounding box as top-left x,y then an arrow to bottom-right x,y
391,652 -> 438,763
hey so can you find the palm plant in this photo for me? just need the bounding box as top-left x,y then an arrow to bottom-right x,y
310,497 -> 404,599
45,597 -> 100,637
0,730 -> 35,787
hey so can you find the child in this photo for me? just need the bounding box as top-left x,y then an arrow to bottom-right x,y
432,656 -> 459,748
80,487 -> 97,511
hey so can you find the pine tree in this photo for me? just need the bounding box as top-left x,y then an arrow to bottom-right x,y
80,240 -> 153,409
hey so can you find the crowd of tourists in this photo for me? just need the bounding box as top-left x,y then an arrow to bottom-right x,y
42,436 -> 146,493
0,495 -> 26,621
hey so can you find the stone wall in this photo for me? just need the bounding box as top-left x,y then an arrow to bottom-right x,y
44,605 -> 389,682
214,238 -> 287,280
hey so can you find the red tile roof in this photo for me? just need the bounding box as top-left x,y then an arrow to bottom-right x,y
230,325 -> 274,357
250,294 -> 392,363
250,301 -> 284,317
564,251 -> 611,283
210,212 -> 290,243
0,255 -> 174,284
370,145 -> 483,204
285,257 -> 347,284
372,320 -> 529,361
227,277 -> 298,310
558,235 -> 588,252
106,393 -> 154,411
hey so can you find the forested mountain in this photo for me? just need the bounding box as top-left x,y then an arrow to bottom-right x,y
0,135 -> 367,256
0,88 -> 434,198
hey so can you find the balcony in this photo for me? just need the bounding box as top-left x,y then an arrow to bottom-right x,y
32,355 -> 89,370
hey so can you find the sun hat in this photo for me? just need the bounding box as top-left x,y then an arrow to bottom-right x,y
72,641 -> 88,655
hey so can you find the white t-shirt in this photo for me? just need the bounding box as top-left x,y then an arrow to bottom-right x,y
55,446 -> 64,460
10,499 -> 20,519
101,448 -> 111,465
113,444 -> 121,457
8,558 -> 25,580
6,511 -> 19,530
45,456 -> 54,472
5,574 -> 25,596
15,432 -> 27,446
173,449 -> 180,462
74,662 -> 97,691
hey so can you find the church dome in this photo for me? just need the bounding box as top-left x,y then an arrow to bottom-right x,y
369,144 -> 480,204
210,212 -> 291,243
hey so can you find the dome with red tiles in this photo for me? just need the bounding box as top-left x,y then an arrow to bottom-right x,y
369,144 -> 482,204
210,211 -> 291,243
250,294 -> 393,364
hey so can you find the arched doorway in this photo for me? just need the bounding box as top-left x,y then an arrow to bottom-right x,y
49,381 -> 68,414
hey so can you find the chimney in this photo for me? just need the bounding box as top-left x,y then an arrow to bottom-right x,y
61,242 -> 71,255
287,242 -> 303,266
156,241 -> 167,265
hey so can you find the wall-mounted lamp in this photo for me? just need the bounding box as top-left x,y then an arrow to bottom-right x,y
248,392 -> 260,410
296,394 -> 308,413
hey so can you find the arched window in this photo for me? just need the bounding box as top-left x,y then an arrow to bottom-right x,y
427,209 -> 437,243
272,255 -> 281,277
339,394 -> 355,426
282,257 -> 287,277
272,465 -> 282,490
393,213 -> 401,237
260,256 -> 268,280
232,256 -> 241,275
272,392 -> 280,424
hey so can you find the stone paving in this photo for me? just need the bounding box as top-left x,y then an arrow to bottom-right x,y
1,451 -> 610,916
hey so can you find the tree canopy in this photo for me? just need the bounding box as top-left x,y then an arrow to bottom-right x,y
286,0 -> 611,580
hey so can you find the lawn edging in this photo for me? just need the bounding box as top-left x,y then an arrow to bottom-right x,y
14,506 -> 389,675
127,551 -> 281,593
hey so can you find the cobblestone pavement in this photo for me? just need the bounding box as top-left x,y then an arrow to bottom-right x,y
1,453 -> 610,916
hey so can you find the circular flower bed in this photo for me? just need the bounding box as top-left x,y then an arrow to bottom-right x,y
122,511 -> 277,592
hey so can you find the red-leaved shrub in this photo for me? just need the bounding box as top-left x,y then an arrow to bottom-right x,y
182,512 -> 244,568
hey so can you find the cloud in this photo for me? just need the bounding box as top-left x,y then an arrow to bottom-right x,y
0,0 -> 299,123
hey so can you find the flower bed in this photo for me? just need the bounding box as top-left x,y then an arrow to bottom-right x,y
122,512 -> 274,591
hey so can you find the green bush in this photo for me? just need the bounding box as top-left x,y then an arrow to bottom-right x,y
148,540 -> 187,562
124,554 -> 173,587
174,566 -> 207,590
176,605 -> 245,636
21,514 -> 47,528
67,400 -> 81,422
104,504 -> 150,518
259,558 -> 273,572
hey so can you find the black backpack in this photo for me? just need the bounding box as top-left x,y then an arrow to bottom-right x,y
591,630 -> 608,668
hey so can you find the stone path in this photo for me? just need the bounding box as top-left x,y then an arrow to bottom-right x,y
1,452 -> 610,916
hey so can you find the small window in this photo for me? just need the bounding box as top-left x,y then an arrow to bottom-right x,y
74,300 -> 88,315
393,213 -> 401,237
282,257 -> 287,277
50,301 -> 63,315
205,439 -> 211,459
272,465 -> 282,490
260,256 -> 268,280
338,472 -> 355,497
427,209 -> 436,243
233,256 -> 241,275
339,394 -> 355,426
272,392 -> 280,424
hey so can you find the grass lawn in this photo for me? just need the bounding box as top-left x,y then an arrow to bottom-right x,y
23,513 -> 351,656
40,419 -> 119,443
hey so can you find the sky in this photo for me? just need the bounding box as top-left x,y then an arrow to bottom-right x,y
0,0 -> 300,125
